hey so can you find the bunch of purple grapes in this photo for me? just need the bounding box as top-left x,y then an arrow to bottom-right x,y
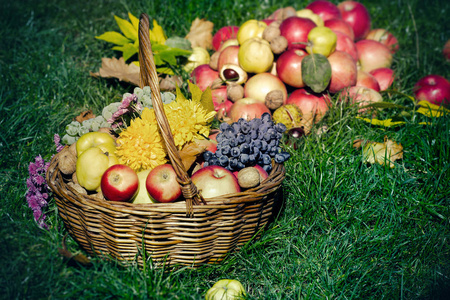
203,112 -> 291,173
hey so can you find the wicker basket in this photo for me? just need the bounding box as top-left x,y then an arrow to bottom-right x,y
46,13 -> 286,268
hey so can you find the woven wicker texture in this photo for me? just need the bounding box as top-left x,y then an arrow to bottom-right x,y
46,13 -> 286,268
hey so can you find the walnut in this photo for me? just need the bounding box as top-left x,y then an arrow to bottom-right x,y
265,90 -> 284,110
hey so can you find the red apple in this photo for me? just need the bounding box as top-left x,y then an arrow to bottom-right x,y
276,49 -> 308,88
287,88 -> 331,123
191,165 -> 240,198
327,50 -> 358,93
212,26 -> 240,51
306,0 -> 342,22
356,39 -> 393,73
228,98 -> 271,122
334,31 -> 358,61
261,19 -> 275,26
215,98 -> 234,120
244,72 -> 288,104
190,64 -> 220,91
146,164 -> 182,203
101,164 -> 139,202
365,28 -> 399,54
325,18 -> 355,41
413,75 -> 450,107
217,45 -> 240,72
443,39 -> 450,62
337,1 -> 371,41
340,86 -> 383,114
195,138 -> 218,153
253,164 -> 269,181
369,68 -> 395,91
356,70 -> 380,91
279,16 -> 317,50
212,86 -> 229,109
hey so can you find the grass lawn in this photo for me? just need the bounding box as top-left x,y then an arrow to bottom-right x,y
1,0 -> 449,299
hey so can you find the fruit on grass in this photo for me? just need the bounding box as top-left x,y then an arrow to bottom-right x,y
76,146 -> 119,192
443,39 -> 450,62
369,68 -> 395,91
276,49 -> 307,88
286,88 -> 330,124
133,169 -> 156,204
340,86 -> 383,114
219,64 -> 248,85
212,25 -> 239,51
146,164 -> 182,203
273,104 -> 303,129
101,164 -> 139,202
365,28 -> 399,54
296,9 -> 324,27
337,0 -> 371,41
191,165 -> 240,198
190,64 -> 219,91
244,72 -> 287,104
306,26 -> 337,57
279,16 -> 317,50
334,30 -> 358,61
356,70 -> 380,91
237,19 -> 267,45
217,45 -> 240,72
238,37 -> 274,73
228,98 -> 271,122
413,75 -> 450,107
324,18 -> 355,41
205,279 -> 246,300
327,50 -> 357,93
356,39 -> 393,72
305,0 -> 342,22
183,47 -> 210,73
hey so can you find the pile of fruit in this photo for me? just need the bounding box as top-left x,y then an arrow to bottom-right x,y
191,0 -> 450,135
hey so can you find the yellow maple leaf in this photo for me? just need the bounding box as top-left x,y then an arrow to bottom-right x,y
357,117 -> 406,127
416,100 -> 450,118
357,136 -> 403,168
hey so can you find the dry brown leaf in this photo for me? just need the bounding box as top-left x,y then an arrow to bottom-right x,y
75,110 -> 95,123
178,139 -> 208,170
185,18 -> 214,49
90,57 -> 140,86
159,75 -> 183,91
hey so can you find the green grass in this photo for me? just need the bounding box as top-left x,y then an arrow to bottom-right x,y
1,0 -> 449,299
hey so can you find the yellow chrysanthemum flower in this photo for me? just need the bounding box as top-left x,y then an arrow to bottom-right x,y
165,99 -> 216,150
115,108 -> 167,172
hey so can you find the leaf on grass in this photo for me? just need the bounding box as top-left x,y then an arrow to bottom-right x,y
416,100 -> 450,118
90,57 -> 140,86
150,19 -> 167,45
114,15 -> 138,41
301,53 -> 331,93
75,110 -> 95,123
58,234 -> 92,268
112,43 -> 138,61
356,117 -> 406,127
178,139 -> 207,170
185,18 -> 214,49
95,31 -> 130,46
354,136 -> 403,168
128,12 -> 139,31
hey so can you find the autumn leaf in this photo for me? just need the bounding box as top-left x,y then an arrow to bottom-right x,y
416,100 -> 450,118
178,139 -> 208,170
356,117 -> 406,127
75,110 -> 95,123
90,57 -> 140,86
185,18 -> 214,49
354,136 -> 403,168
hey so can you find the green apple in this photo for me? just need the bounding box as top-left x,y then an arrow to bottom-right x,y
205,279 -> 246,300
306,26 -> 337,57
236,19 -> 267,45
238,37 -> 274,74
132,169 -> 156,204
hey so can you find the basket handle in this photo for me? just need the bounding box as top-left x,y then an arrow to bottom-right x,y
138,13 -> 206,214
